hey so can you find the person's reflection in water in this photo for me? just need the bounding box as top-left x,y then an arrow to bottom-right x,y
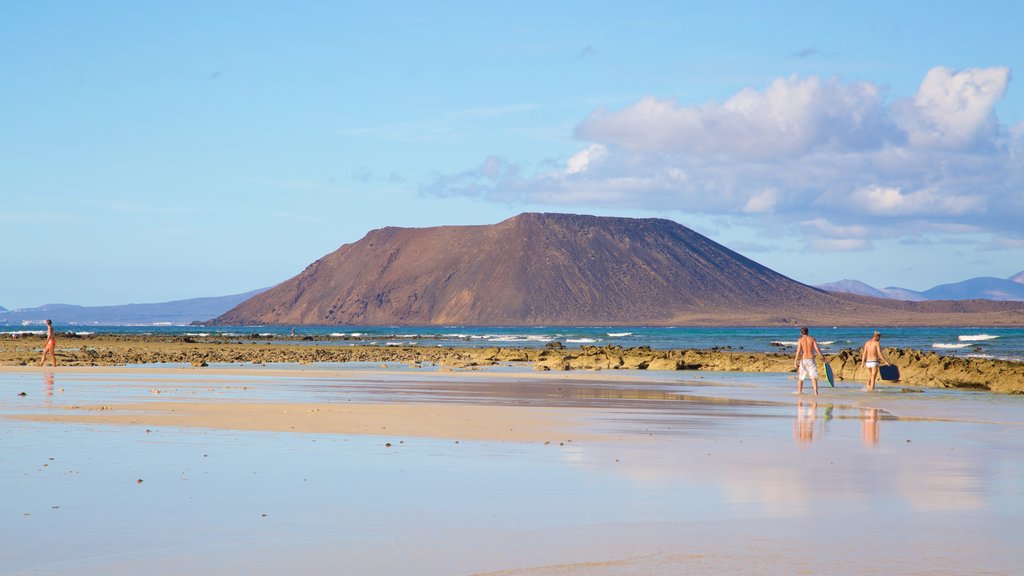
43,372 -> 55,405
861,408 -> 880,446
795,400 -> 817,442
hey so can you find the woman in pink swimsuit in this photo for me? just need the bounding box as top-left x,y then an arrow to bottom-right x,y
38,319 -> 57,367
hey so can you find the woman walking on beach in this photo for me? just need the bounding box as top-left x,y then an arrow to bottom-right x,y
793,327 -> 823,395
38,319 -> 57,367
860,331 -> 890,392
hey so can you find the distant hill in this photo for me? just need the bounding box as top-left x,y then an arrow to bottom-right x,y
877,287 -> 928,301
819,271 -> 1024,302
816,279 -> 892,299
815,280 -> 926,302
214,213 -> 1024,327
922,277 -> 1024,301
0,289 -> 267,326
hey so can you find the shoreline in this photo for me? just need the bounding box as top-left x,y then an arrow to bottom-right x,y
3,332 -> 1024,393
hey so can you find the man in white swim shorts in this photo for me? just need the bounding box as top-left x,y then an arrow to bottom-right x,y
793,326 -> 823,395
861,331 -> 891,391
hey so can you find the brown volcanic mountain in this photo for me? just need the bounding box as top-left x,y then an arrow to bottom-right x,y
214,213 -> 1024,326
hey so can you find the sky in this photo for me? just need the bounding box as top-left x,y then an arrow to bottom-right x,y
2,1 -> 1023,310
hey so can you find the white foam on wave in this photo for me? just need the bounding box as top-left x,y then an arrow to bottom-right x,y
75,331 -> 95,336
771,340 -> 799,347
819,340 -> 835,346
958,334 -> 999,342
566,338 -> 600,344
185,332 -> 210,337
485,335 -> 553,343
933,342 -> 971,349
607,332 -> 633,337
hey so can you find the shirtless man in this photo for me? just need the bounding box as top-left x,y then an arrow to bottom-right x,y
860,331 -> 890,391
793,326 -> 823,395
38,319 -> 57,367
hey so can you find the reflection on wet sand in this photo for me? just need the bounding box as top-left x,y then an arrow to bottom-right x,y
861,408 -> 880,445
793,402 -> 884,446
795,400 -> 816,442
44,371 -> 54,399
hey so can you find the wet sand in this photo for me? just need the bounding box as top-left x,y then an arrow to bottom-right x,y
2,365 -> 1022,575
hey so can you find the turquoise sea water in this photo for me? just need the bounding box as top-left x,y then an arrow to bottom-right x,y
5,324 -> 1024,362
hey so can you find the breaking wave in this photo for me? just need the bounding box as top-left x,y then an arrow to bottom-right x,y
958,334 -> 999,342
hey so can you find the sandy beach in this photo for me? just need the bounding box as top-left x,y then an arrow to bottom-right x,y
3,364 -> 1022,575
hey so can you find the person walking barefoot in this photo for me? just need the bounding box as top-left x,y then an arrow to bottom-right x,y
860,331 -> 890,391
793,326 -> 823,395
38,319 -> 57,367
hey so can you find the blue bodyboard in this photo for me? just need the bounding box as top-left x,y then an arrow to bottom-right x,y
879,364 -> 900,381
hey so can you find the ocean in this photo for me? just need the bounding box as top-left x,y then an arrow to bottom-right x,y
5,324 -> 1024,362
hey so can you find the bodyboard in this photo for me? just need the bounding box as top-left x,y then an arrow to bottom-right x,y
879,364 -> 900,381
823,361 -> 835,387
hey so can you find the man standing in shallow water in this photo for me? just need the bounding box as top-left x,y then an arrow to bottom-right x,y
793,326 -> 823,395
861,331 -> 890,392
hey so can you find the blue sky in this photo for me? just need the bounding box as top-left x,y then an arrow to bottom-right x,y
2,1 -> 1022,309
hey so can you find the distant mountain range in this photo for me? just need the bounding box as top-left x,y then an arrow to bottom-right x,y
818,272 -> 1024,302
213,212 -> 1024,326
0,289 -> 266,327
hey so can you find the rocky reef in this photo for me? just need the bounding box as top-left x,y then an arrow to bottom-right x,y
3,333 -> 1022,393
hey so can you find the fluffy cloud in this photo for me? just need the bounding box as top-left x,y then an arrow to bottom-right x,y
851,185 -> 986,217
565,144 -> 608,175
421,66 -> 1020,251
575,75 -> 901,159
900,67 -> 1010,149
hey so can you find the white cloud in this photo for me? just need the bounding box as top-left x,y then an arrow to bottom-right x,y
575,74 -> 900,160
421,66 -> 1021,252
801,218 -> 870,240
565,144 -> 607,174
851,185 -> 986,217
808,237 -> 871,252
899,66 -> 1010,149
858,185 -> 905,210
743,188 -> 779,213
